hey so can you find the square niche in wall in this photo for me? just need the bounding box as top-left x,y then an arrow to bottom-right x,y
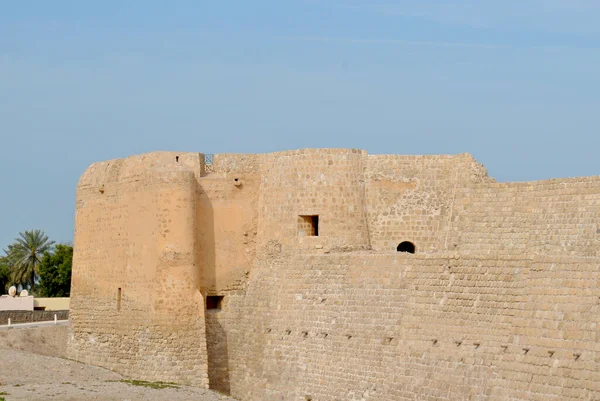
206,296 -> 224,311
298,215 -> 319,236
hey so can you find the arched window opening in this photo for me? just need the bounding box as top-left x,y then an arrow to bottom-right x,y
397,241 -> 415,254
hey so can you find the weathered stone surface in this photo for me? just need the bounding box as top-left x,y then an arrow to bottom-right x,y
69,149 -> 600,400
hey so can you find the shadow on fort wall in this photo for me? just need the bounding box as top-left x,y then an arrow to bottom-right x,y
206,314 -> 230,394
197,186 -> 231,394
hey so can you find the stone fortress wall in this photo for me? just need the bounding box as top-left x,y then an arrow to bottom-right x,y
68,153 -> 208,386
447,178 -> 600,256
68,149 -> 600,400
220,253 -> 600,401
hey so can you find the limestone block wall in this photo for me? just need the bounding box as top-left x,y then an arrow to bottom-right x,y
211,252 -> 600,401
257,149 -> 371,252
493,255 -> 600,400
196,153 -> 261,295
68,152 -> 209,387
446,177 -> 600,255
195,154 -> 262,391
69,148 -> 600,398
364,153 -> 490,253
205,290 -> 247,394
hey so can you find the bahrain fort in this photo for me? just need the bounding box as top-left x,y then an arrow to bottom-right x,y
68,149 -> 600,401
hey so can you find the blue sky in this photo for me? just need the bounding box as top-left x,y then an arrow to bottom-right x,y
1,0 -> 599,247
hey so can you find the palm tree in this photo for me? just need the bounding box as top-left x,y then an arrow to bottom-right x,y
4,230 -> 55,294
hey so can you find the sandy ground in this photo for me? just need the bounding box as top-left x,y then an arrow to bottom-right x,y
0,326 -> 236,401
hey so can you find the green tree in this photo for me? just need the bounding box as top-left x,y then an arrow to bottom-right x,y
4,230 -> 55,294
0,257 -> 10,293
37,244 -> 73,297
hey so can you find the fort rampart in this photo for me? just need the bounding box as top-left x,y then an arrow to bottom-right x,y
68,149 -> 600,400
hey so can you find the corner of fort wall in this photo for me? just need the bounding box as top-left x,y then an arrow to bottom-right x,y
68,152 -> 209,386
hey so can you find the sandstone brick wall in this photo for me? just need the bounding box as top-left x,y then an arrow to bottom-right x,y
216,252 -> 600,401
205,291 -> 247,395
365,153 -> 490,253
68,152 -> 209,386
69,148 -> 600,399
446,177 -> 600,255
491,255 -> 600,400
196,154 -> 260,295
257,149 -> 371,251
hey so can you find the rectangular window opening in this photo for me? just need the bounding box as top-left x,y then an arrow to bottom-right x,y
298,215 -> 319,236
206,295 -> 224,311
117,288 -> 122,311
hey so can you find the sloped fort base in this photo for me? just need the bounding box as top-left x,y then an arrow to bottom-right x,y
69,149 -> 600,400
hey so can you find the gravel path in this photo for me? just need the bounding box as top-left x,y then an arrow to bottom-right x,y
0,327 -> 236,400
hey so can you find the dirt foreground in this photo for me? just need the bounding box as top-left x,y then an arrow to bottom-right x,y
0,325 -> 236,401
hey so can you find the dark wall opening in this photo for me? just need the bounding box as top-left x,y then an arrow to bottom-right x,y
206,310 -> 230,394
298,215 -> 319,236
397,241 -> 415,254
206,295 -> 224,311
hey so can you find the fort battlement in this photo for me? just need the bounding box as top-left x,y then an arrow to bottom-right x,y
68,149 -> 600,400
